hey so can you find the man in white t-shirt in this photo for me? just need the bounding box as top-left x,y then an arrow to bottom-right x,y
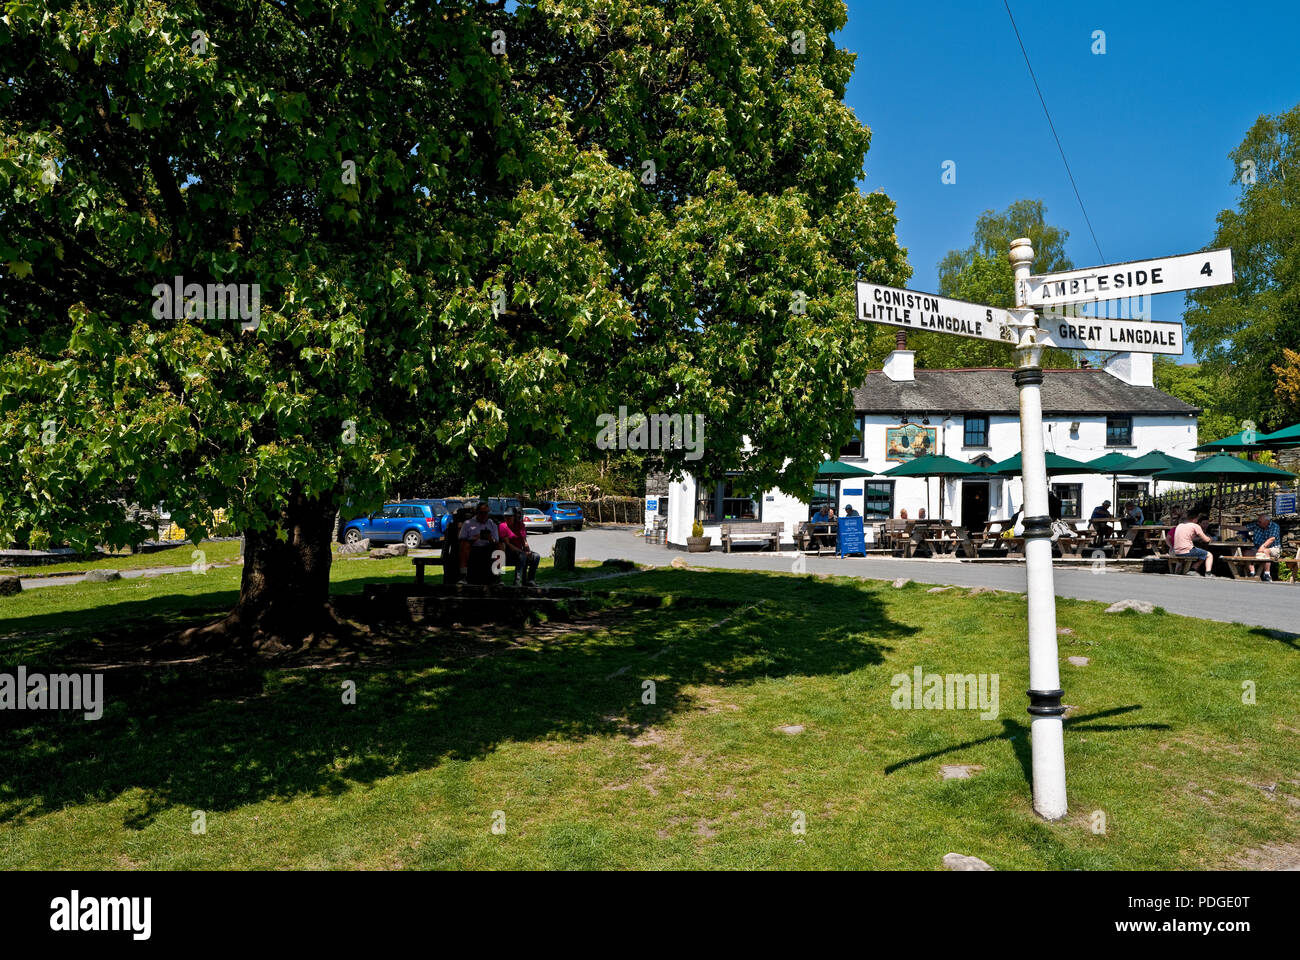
458,501 -> 500,578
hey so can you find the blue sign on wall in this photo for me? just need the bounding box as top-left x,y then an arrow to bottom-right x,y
842,488 -> 863,496
837,515 -> 865,557
645,498 -> 658,512
1275,493 -> 1297,516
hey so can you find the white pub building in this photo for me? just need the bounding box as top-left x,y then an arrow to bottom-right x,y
658,344 -> 1199,548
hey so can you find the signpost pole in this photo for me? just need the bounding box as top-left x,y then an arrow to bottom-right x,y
1009,237 -> 1068,821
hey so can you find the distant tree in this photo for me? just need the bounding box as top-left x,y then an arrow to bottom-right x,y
1272,347 -> 1300,423
924,200 -> 1074,368
1152,358 -> 1238,443
1184,104 -> 1300,431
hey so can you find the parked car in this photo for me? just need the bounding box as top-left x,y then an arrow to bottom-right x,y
341,502 -> 441,549
401,499 -> 453,536
541,500 -> 584,531
487,497 -> 523,523
521,507 -> 553,534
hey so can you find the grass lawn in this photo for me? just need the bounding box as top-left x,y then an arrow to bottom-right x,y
0,555 -> 1296,870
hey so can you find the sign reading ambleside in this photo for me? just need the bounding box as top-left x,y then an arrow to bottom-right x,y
1036,317 -> 1184,354
857,282 -> 1015,344
1023,249 -> 1233,308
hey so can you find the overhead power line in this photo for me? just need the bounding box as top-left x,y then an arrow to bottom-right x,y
1002,1 -> 1105,263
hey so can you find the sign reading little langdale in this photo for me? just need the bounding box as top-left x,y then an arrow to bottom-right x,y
855,282 -> 1015,344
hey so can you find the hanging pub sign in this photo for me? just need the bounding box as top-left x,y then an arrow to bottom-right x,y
885,423 -> 936,462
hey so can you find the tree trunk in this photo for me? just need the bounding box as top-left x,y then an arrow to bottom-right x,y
179,490 -> 345,655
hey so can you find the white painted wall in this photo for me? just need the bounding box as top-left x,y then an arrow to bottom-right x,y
660,387 -> 1199,545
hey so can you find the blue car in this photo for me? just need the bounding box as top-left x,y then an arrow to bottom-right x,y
402,499 -> 456,536
540,500 -> 584,531
342,502 -> 442,549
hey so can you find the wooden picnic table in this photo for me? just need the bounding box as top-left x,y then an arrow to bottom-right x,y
806,522 -> 837,556
1116,523 -> 1175,558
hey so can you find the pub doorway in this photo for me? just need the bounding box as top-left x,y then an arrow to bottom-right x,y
960,480 -> 990,529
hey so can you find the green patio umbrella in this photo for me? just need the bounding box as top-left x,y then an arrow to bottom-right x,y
1086,452 -> 1139,516
1255,422 -> 1300,448
1121,450 -> 1195,504
988,452 -> 1097,476
1193,429 -> 1265,452
816,460 -> 879,478
1154,453 -> 1297,530
882,454 -> 989,520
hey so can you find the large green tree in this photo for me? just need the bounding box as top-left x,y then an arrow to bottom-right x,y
1184,104 -> 1300,431
0,1 -> 907,650
926,199 -> 1074,368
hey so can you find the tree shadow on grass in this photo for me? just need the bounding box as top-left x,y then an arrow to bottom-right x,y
0,571 -> 913,828
884,705 -> 1171,786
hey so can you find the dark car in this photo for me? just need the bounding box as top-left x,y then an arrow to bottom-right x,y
541,500 -> 584,531
487,497 -> 523,523
341,502 -> 441,549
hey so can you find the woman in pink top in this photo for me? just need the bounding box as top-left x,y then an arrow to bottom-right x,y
1171,513 -> 1214,574
498,508 -> 540,585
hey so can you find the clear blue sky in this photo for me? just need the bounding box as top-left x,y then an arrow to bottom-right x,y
839,0 -> 1300,360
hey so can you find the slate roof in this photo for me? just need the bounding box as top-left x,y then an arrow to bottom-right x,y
852,368 -> 1199,416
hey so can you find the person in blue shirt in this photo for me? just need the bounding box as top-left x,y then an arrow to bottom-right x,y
1248,512 -> 1281,581
811,506 -> 831,523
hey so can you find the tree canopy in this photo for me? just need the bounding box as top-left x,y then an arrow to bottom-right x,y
926,199 -> 1074,368
0,1 -> 908,645
1184,103 -> 1300,432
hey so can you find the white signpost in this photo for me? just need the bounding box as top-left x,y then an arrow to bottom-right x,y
857,243 -> 1234,821
1022,248 -> 1233,309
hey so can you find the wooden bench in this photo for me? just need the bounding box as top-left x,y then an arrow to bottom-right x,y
721,521 -> 783,553
1217,553 -> 1277,580
1282,558 -> 1299,580
1166,555 -> 1199,575
412,556 -> 442,586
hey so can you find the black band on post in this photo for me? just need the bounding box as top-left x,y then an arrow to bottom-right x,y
1022,515 -> 1053,539
1012,367 -> 1044,387
1027,688 -> 1066,717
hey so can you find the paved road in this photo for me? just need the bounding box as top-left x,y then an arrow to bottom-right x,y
563,527 -> 1298,634
18,529 -> 1294,634
18,561 -> 241,590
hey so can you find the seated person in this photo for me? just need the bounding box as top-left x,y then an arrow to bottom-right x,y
498,507 -> 540,586
442,507 -> 473,583
1248,512 -> 1281,581
1090,500 -> 1114,542
843,504 -> 858,517
1171,512 -> 1214,575
1122,501 -> 1144,528
459,500 -> 502,583
811,505 -> 831,524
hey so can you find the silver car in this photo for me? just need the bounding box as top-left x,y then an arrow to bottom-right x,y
522,507 -> 553,534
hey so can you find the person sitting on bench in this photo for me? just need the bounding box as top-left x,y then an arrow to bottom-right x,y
499,506 -> 540,586
1171,511 -> 1214,576
1248,512 -> 1281,581
459,500 -> 501,583
442,507 -> 472,583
